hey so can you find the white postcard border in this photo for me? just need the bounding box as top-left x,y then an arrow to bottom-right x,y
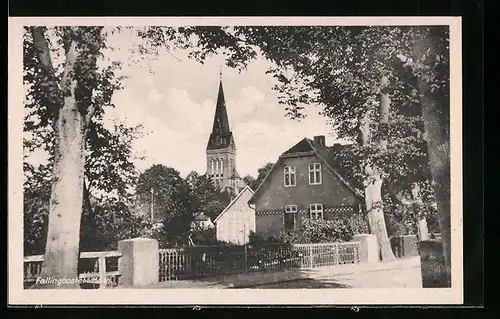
8,16 -> 463,305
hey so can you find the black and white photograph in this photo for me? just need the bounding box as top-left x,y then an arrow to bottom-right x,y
9,17 -> 463,305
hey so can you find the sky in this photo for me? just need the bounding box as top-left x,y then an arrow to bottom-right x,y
26,28 -> 347,179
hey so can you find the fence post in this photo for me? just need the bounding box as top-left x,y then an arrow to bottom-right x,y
98,255 -> 106,289
26,263 -> 32,279
309,245 -> 313,268
244,244 -> 248,272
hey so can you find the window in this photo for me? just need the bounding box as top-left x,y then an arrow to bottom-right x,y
284,205 -> 297,229
310,203 -> 323,219
284,166 -> 296,187
308,163 -> 322,185
220,158 -> 224,177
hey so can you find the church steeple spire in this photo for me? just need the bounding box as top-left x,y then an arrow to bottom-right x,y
206,73 -> 233,150
206,72 -> 243,193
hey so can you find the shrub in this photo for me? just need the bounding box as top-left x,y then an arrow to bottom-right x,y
190,227 -> 218,245
275,215 -> 368,244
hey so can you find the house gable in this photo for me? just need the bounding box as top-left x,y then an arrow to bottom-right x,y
248,137 -> 364,206
215,185 -> 256,245
249,154 -> 361,212
214,185 -> 254,223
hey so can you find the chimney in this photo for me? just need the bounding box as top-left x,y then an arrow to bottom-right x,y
313,135 -> 326,146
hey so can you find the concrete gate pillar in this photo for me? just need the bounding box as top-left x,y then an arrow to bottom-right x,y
118,238 -> 159,287
353,234 -> 379,264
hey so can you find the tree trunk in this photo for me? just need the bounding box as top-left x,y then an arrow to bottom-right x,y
364,167 -> 396,262
31,39 -> 88,289
411,28 -> 451,287
420,96 -> 451,286
28,27 -> 101,289
359,83 -> 396,262
35,85 -> 86,289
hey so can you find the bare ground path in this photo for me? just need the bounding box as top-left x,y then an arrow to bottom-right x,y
132,256 -> 422,289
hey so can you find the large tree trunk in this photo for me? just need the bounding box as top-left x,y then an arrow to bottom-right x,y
359,79 -> 397,262
420,97 -> 451,285
364,167 -> 396,262
37,83 -> 86,288
411,28 -> 451,287
29,29 -> 97,288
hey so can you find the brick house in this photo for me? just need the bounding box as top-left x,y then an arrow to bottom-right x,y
247,135 -> 366,240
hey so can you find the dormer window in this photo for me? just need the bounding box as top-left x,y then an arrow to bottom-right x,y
284,166 -> 296,187
308,163 -> 322,185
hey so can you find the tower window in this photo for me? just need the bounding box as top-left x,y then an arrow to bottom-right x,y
284,166 -> 296,187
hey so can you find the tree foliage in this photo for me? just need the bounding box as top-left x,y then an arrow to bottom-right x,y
147,25 -> 449,262
135,164 -> 192,246
185,171 -> 231,221
22,25 -> 450,285
23,26 -> 144,257
153,25 -> 445,187
134,168 -> 235,248
242,162 -> 274,191
23,163 -> 51,255
23,120 -> 146,254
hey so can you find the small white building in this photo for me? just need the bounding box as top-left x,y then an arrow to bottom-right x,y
214,186 -> 255,245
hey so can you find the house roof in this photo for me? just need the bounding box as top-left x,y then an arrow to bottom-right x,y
248,137 -> 364,205
214,185 -> 255,223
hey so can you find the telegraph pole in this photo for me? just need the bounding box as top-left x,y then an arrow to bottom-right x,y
244,218 -> 248,271
150,187 -> 154,223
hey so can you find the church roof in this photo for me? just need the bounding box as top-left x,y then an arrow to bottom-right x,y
206,77 -> 234,150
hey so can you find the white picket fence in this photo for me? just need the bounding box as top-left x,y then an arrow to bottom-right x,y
158,241 -> 361,282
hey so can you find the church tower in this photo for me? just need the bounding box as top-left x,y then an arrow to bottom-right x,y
206,72 -> 243,193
